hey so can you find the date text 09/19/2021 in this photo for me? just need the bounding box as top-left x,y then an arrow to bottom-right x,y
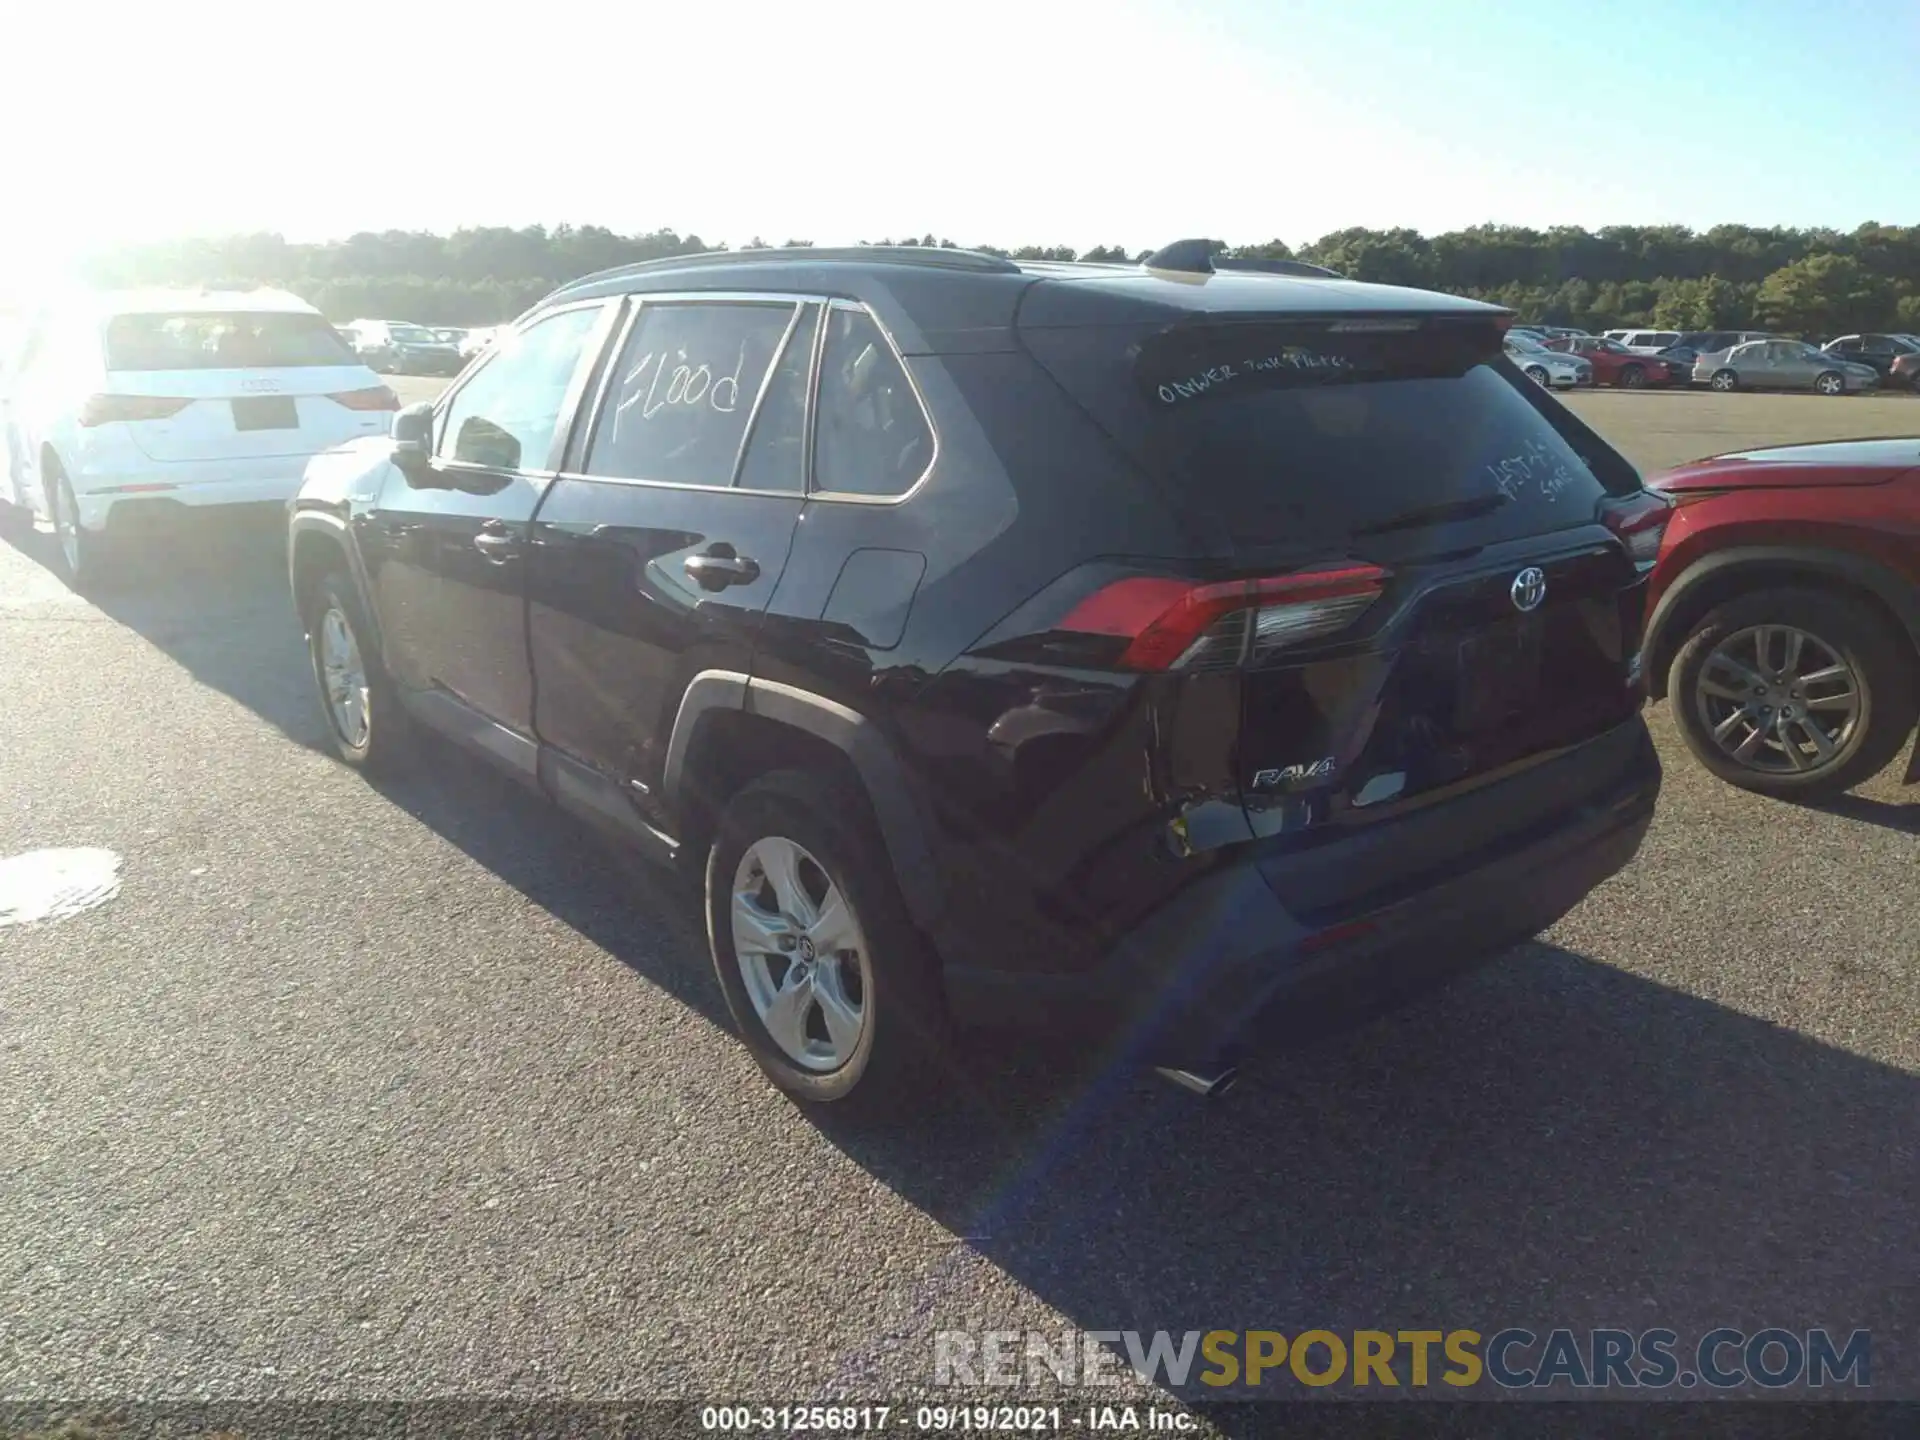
699,1405 -> 1192,1432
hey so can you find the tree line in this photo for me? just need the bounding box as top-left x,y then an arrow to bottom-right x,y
76,222 -> 1920,338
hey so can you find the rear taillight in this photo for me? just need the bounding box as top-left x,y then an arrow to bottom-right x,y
77,394 -> 193,427
327,386 -> 400,412
1601,491 -> 1673,571
1058,564 -> 1389,671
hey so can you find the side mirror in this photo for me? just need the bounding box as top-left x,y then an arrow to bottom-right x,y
391,401 -> 434,481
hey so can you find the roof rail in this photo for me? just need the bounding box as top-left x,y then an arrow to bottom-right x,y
553,244 -> 1022,296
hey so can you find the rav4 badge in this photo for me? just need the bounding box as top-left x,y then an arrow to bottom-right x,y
1252,756 -> 1337,789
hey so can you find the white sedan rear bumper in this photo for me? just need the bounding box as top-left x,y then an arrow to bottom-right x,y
67,458 -> 310,532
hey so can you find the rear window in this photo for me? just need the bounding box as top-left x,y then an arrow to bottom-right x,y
105,312 -> 356,370
1134,321 -> 1628,545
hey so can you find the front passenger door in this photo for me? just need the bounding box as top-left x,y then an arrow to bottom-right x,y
366,300 -> 615,741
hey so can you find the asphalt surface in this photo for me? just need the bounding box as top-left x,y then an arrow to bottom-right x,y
2,388 -> 1918,1410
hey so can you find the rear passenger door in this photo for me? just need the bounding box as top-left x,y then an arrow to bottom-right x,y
525,295 -> 817,819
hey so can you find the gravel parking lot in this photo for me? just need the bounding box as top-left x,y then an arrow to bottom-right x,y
2,387 -> 1917,1407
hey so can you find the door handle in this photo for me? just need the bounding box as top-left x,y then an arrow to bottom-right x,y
683,547 -> 760,591
473,526 -> 518,563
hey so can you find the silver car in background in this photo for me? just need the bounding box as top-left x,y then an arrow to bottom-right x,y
1694,339 -> 1881,395
1505,332 -> 1593,389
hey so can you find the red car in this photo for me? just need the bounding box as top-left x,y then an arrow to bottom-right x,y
1546,336 -> 1689,389
1892,351 -> 1920,392
1642,437 -> 1920,798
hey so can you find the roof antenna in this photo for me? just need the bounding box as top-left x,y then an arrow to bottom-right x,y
1142,239 -> 1217,274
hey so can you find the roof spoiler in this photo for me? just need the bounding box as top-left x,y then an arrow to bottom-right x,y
1142,239 -> 1342,278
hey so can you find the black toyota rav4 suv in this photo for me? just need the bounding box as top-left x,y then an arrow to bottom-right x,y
289,242 -> 1666,1114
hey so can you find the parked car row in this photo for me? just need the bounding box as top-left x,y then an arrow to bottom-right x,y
329,320 -> 512,375
5,250 -> 1917,1119
1533,325 -> 1920,394
336,319 -> 467,377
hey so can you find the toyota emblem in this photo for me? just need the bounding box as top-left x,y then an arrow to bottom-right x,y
1510,567 -> 1547,612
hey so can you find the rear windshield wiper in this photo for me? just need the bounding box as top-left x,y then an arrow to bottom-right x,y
1352,493 -> 1512,537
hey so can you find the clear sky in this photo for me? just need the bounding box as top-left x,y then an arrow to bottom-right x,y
0,0 -> 1913,288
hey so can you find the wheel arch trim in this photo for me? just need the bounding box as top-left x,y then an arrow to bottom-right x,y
662,670 -> 944,927
287,510 -> 384,658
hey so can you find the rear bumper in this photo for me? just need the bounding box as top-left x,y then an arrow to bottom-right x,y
944,718 -> 1661,1065
68,461 -> 315,531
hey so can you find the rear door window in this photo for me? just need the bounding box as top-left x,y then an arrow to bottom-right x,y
104,312 -> 358,370
1133,321 -> 1621,548
583,300 -> 796,487
813,307 -> 933,497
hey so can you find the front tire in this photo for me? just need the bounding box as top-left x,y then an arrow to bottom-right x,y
1709,369 -> 1739,393
1619,363 -> 1646,389
1524,365 -> 1549,387
1669,588 -> 1918,800
305,571 -> 409,772
706,770 -> 949,1118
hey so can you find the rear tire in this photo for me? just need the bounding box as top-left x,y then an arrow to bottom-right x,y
47,464 -> 104,593
1709,369 -> 1738,393
706,769 -> 950,1119
1815,370 -> 1845,397
1669,587 -> 1918,800
305,570 -> 410,773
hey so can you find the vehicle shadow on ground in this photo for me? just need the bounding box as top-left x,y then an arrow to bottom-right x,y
364,729 -> 1915,1412
2,518 -> 332,754
1806,791 -> 1920,835
819,947 -> 1919,1406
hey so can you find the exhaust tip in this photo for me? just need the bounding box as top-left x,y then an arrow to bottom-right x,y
1153,1065 -> 1240,1100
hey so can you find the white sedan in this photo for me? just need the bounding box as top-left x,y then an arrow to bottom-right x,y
1,287 -> 397,589
1505,332 -> 1594,390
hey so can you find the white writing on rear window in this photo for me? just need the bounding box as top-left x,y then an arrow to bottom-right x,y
1155,349 -> 1352,405
1485,437 -> 1582,503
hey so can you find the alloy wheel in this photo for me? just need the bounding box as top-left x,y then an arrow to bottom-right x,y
1693,624 -> 1861,775
731,835 -> 871,1072
1816,373 -> 1844,396
318,605 -> 371,749
54,479 -> 81,574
